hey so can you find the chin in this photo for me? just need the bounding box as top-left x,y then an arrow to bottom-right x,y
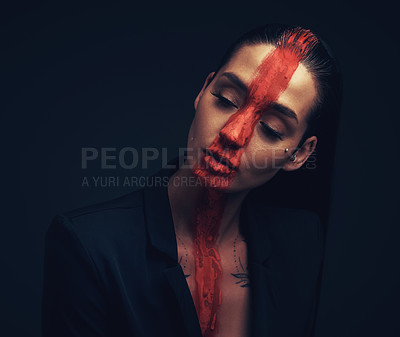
191,164 -> 235,191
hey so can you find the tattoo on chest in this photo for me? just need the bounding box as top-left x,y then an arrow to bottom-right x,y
177,234 -> 249,287
177,237 -> 192,278
178,255 -> 191,278
231,235 -> 250,287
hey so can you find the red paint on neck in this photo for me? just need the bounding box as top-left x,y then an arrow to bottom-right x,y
193,189 -> 225,336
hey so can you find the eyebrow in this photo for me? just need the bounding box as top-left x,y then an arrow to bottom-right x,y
270,101 -> 299,124
219,71 -> 299,124
220,72 -> 249,93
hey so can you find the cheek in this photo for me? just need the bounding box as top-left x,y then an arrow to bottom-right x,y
235,140 -> 288,191
233,149 -> 280,190
240,132 -> 286,171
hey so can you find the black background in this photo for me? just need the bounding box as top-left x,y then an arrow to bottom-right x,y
1,1 -> 398,336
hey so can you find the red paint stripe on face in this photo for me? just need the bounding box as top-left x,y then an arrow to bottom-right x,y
190,29 -> 317,337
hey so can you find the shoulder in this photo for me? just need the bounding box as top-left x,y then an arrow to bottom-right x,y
63,189 -> 143,219
272,207 -> 323,261
249,201 -> 322,238
264,207 -> 321,240
46,190 -> 146,257
250,205 -> 323,257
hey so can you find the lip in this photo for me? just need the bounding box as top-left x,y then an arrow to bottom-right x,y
204,149 -> 238,171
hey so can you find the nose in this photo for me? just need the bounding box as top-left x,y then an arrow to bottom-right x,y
218,107 -> 257,149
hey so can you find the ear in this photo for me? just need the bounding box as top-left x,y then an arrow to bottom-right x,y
282,136 -> 318,172
194,72 -> 216,111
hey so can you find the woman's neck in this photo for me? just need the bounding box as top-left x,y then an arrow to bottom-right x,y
167,165 -> 248,245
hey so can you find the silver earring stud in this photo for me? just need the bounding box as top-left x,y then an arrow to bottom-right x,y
284,148 -> 289,153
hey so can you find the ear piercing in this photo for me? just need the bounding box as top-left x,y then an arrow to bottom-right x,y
285,148 -> 296,162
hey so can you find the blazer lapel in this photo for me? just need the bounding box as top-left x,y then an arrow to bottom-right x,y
143,157 -> 203,337
163,265 -> 203,337
240,198 -> 284,337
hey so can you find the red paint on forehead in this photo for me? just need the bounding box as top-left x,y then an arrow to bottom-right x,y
216,28 -> 318,151
218,48 -> 301,149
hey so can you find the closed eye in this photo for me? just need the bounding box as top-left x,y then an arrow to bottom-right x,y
210,91 -> 239,109
259,121 -> 283,140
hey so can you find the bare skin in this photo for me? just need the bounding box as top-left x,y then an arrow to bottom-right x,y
169,165 -> 250,336
175,216 -> 250,337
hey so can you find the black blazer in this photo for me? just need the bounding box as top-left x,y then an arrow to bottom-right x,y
42,159 -> 324,337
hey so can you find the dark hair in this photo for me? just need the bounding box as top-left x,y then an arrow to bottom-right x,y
210,23 -> 342,148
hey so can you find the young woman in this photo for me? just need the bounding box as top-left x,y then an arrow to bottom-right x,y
42,23 -> 342,337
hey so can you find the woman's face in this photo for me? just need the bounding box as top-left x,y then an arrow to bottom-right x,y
187,43 -> 318,193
